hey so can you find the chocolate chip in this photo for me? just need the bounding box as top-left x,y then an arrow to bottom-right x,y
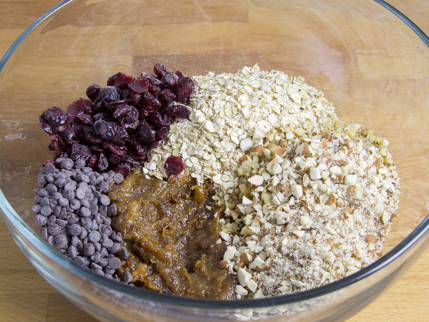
38,188 -> 49,197
40,206 -> 52,216
91,252 -> 101,263
113,173 -> 124,184
59,197 -> 69,207
62,189 -> 75,200
68,223 -> 82,236
55,177 -> 67,188
70,199 -> 81,210
109,243 -> 121,255
100,247 -> 108,258
107,204 -> 117,217
46,183 -> 58,194
37,176 -> 47,188
32,204 -> 42,214
80,207 -> 91,217
55,234 -> 68,249
75,188 -> 86,200
123,271 -> 133,283
47,224 -> 62,236
80,199 -> 90,208
88,231 -> 101,243
64,182 -> 76,191
98,182 -> 109,193
80,227 -> 88,239
56,219 -> 68,227
94,242 -> 102,252
119,248 -> 129,260
74,160 -> 85,169
67,245 -> 78,259
61,159 -> 74,170
83,243 -> 95,257
98,258 -> 108,267
45,173 -> 55,182
44,164 -> 56,173
74,256 -> 86,266
108,257 -> 121,270
102,238 -> 113,249
99,195 -> 110,206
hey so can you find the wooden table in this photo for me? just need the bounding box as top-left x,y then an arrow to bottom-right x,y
1,0 -> 429,321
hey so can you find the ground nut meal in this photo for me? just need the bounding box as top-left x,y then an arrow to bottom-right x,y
32,64 -> 400,300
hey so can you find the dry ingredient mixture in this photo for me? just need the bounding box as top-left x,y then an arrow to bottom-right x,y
142,65 -> 400,299
33,64 -> 400,300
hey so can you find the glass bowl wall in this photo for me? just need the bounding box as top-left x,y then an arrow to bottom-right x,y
1,0 -> 429,321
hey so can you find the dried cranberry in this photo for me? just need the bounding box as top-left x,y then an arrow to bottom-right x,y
139,93 -> 161,117
59,124 -> 75,144
39,115 -> 54,134
70,143 -> 92,162
121,89 -> 131,100
48,134 -> 66,154
148,84 -> 159,96
154,63 -> 170,78
97,152 -> 109,172
174,70 -> 185,79
158,89 -> 177,102
108,152 -> 122,166
114,162 -> 131,176
113,105 -> 133,118
173,77 -> 195,104
88,145 -> 104,152
87,154 -> 98,168
129,92 -> 142,106
103,141 -> 128,156
101,86 -> 121,109
157,98 -> 174,115
141,71 -> 149,79
162,73 -> 179,89
155,127 -> 169,141
122,155 -> 140,167
93,86 -> 121,112
75,114 -> 93,125
119,106 -> 139,130
169,104 -> 191,120
107,72 -> 133,89
164,156 -> 184,176
148,111 -> 174,128
128,78 -> 149,93
149,75 -> 163,86
67,98 -> 92,116
86,84 -> 102,101
110,99 -> 130,109
137,121 -> 156,145
133,141 -> 149,156
93,119 -> 129,146
92,113 -> 107,122
42,107 -> 68,127
83,127 -> 102,145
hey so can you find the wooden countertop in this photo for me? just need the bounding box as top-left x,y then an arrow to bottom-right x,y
1,0 -> 429,321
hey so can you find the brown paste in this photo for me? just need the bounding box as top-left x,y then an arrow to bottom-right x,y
108,167 -> 237,299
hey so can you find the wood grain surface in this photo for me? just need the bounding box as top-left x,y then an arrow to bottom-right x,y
1,0 -> 429,321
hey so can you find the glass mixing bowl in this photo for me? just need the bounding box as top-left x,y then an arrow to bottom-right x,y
1,0 -> 429,321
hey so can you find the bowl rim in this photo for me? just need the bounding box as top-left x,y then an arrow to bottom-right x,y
1,0 -> 429,310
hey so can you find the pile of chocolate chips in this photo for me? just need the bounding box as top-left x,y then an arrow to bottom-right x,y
39,63 -> 194,176
33,157 -> 129,279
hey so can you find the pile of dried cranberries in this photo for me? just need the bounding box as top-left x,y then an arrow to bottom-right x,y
39,63 -> 193,176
